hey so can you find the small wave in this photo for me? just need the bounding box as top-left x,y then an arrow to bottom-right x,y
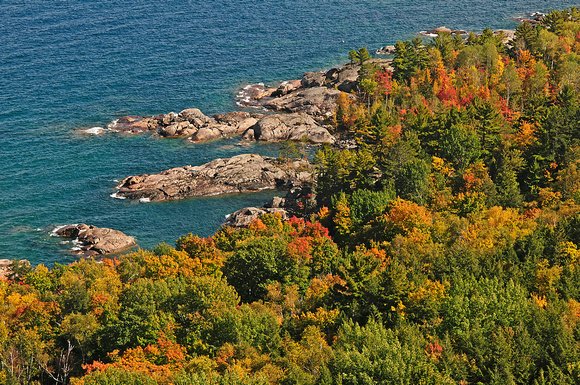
110,192 -> 126,199
139,197 -> 151,203
8,225 -> 34,234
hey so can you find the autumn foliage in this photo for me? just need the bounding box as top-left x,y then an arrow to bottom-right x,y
7,9 -> 580,385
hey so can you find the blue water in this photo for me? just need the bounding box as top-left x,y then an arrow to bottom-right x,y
0,0 -> 576,265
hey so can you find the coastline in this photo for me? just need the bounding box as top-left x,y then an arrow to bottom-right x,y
3,18 -> 532,262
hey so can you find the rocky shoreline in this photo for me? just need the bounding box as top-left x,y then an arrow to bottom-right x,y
108,110 -> 334,144
104,60 -> 395,144
57,22 -> 528,257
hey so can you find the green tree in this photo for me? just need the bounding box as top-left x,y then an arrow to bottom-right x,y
392,38 -> 428,82
395,159 -> 431,205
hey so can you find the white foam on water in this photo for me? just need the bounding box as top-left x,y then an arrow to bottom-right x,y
50,224 -> 78,237
107,119 -> 119,130
83,126 -> 106,135
139,197 -> 151,203
71,239 -> 84,250
110,192 -> 126,199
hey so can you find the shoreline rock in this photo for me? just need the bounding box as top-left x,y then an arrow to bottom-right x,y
237,59 -> 391,117
55,224 -> 136,257
109,110 -> 265,140
0,259 -> 12,279
244,113 -> 334,143
224,185 -> 314,228
420,26 -> 468,37
113,153 -> 313,202
109,109 -> 334,144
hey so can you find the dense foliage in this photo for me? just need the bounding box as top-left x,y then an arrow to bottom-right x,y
6,9 -> 580,384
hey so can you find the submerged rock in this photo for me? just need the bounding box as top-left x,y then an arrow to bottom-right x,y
55,224 -> 136,256
113,153 -> 313,202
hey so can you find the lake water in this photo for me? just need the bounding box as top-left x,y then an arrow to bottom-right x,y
0,0 -> 575,265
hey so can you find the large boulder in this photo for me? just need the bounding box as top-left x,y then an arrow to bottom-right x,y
264,87 -> 342,117
55,224 -> 136,256
113,153 -> 313,202
188,112 -> 263,142
179,108 -> 212,126
250,113 -> 333,143
301,71 -> 327,88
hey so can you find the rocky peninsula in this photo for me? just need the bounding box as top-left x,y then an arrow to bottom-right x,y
112,153 -> 312,202
105,61 -> 395,144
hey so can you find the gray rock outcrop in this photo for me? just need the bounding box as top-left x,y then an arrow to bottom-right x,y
108,109 -> 334,144
225,207 -> 290,228
249,113 -> 334,143
109,109 -> 264,142
224,185 -> 314,228
263,87 -> 343,117
235,64 -> 360,116
237,60 -> 392,117
55,224 -> 136,256
113,153 -> 313,202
